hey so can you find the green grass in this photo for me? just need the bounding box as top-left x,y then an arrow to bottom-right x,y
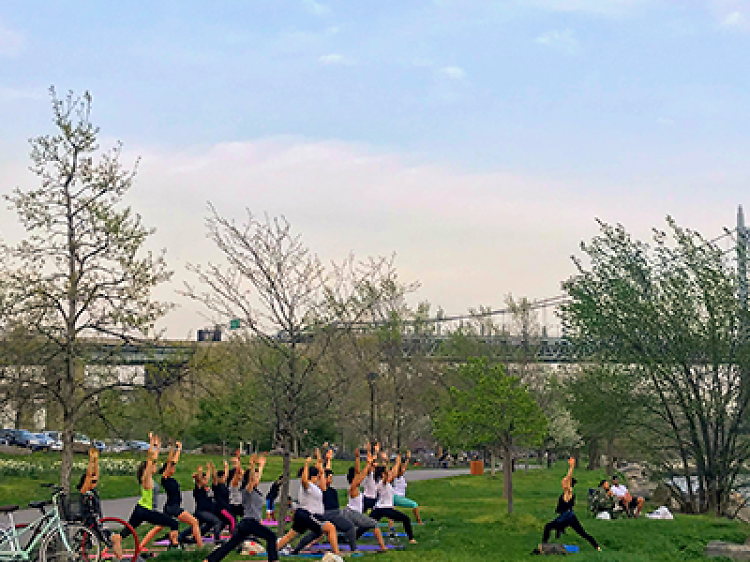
2,455 -> 747,560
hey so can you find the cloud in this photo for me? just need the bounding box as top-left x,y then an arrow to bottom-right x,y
535,29 -> 580,54
318,53 -> 355,66
0,86 -> 44,102
0,23 -> 27,57
302,0 -> 331,16
437,66 -> 466,80
721,10 -> 745,26
518,0 -> 648,16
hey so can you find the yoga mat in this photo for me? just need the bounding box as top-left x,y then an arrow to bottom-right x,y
261,518 -> 291,525
362,531 -> 407,538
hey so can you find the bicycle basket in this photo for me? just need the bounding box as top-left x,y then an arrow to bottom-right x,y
55,492 -> 83,522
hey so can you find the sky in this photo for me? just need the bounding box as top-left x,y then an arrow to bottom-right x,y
1,0 -> 750,338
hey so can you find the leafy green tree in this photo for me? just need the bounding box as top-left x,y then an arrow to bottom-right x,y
560,217 -> 750,514
434,358 -> 547,514
0,89 -> 174,490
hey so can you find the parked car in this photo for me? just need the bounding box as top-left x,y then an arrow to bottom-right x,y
74,433 -> 91,446
42,431 -> 63,451
106,439 -> 128,453
127,440 -> 150,451
14,430 -> 43,449
32,433 -> 56,451
92,440 -> 106,452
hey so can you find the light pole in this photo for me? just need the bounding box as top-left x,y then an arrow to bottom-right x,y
367,371 -> 378,440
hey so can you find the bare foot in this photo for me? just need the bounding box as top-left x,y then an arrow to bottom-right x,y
409,539 -> 417,544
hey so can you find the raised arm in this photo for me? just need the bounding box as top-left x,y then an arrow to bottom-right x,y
349,458 -> 374,495
354,448 -> 361,476
142,432 -> 160,489
253,454 -> 267,489
386,453 -> 401,483
398,450 -> 411,477
81,448 -> 99,493
230,456 -> 243,487
245,455 -> 258,491
301,457 -> 312,490
562,457 -> 575,496
325,448 -> 334,471
207,462 -> 217,486
315,448 -> 327,491
173,441 -> 182,465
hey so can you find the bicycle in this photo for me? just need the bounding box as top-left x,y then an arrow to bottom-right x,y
0,484 -> 101,562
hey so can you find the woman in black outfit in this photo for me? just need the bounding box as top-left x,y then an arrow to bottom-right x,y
537,457 -> 601,553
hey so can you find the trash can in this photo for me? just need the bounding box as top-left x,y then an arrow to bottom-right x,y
470,460 -> 484,475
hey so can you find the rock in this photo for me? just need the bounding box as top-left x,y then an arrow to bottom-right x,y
705,541 -> 750,559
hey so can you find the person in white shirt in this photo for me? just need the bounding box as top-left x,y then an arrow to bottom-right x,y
392,450 -> 423,524
276,450 -> 341,556
368,454 -> 417,544
610,475 -> 644,517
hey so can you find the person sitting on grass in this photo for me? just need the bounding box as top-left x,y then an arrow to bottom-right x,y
536,457 -> 600,554
276,451 -> 341,556
201,454 -> 278,562
611,475 -> 645,518
590,479 -> 617,517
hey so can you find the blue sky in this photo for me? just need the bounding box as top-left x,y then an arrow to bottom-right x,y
1,0 -> 749,337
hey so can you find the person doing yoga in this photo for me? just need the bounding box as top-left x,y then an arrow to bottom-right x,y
536,458 -> 601,553
139,441 -> 203,550
368,453 -> 417,544
211,460 -> 236,533
112,433 -> 180,558
78,447 -> 113,548
201,454 -> 278,562
392,450 -> 423,525
342,448 -> 387,552
276,450 -> 341,556
180,465 -> 223,545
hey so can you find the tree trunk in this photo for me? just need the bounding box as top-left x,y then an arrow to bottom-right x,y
503,444 -> 513,514
61,425 -> 75,491
490,450 -> 496,477
525,451 -> 529,474
605,436 -> 615,477
587,438 -> 600,470
276,439 -> 292,537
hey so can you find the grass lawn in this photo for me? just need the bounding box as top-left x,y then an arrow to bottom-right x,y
2,455 -> 747,560
136,463 -> 749,561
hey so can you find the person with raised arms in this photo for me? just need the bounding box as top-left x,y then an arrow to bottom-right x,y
78,447 -> 114,549
536,458 -> 601,554
368,453 -> 417,544
211,460 -> 236,533
112,433 -> 180,558
342,448 -> 388,552
201,454 -> 278,562
140,441 -> 203,550
392,450 -> 423,525
361,442 -> 380,513
180,464 -> 224,545
276,449 -> 341,556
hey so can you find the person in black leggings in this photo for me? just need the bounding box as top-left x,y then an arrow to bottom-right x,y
368,455 -> 416,544
201,454 -> 278,562
537,458 -> 601,553
112,433 -> 180,559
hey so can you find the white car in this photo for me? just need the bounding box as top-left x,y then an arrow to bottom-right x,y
42,431 -> 64,451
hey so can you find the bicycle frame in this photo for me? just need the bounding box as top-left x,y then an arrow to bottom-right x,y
0,492 -> 75,562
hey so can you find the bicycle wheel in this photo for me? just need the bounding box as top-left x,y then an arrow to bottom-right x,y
40,524 -> 101,562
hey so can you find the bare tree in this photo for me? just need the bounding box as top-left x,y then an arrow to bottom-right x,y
184,207 -> 410,534
0,89 -> 174,489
